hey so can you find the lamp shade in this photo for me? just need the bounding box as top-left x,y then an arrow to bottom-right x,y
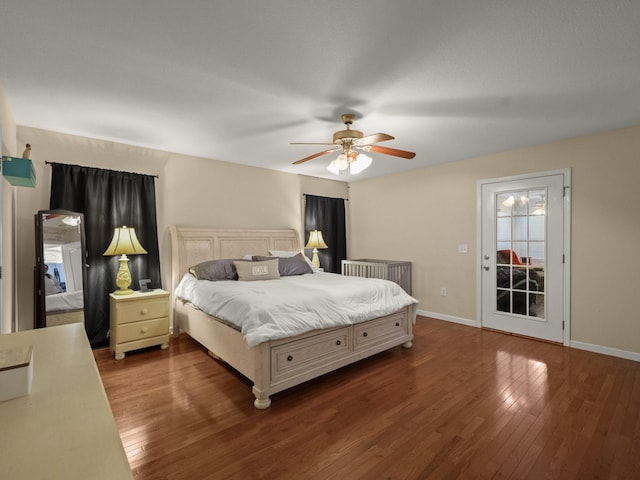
103,226 -> 147,256
305,230 -> 328,249
305,230 -> 328,270
349,153 -> 372,174
326,160 -> 341,175
103,226 -> 147,295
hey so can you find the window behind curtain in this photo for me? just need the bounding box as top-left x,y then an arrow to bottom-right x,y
49,162 -> 161,347
304,194 -> 347,273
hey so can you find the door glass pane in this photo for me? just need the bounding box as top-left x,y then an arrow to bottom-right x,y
512,241 -> 528,261
529,216 -> 545,241
513,217 -> 527,242
495,188 -> 546,318
496,193 -> 513,217
497,217 -> 511,241
497,241 -> 511,251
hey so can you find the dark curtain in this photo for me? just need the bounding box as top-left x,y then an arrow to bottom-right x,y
49,163 -> 161,348
304,194 -> 347,273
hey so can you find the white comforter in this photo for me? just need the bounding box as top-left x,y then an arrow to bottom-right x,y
174,272 -> 418,348
46,290 -> 84,312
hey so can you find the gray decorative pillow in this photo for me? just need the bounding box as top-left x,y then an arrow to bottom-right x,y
269,249 -> 318,272
234,259 -> 281,281
252,253 -> 313,276
189,258 -> 248,281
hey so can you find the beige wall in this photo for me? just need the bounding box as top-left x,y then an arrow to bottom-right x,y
11,126 -> 347,330
3,85 -> 638,356
0,85 -> 17,333
348,125 -> 640,355
152,150 -> 347,293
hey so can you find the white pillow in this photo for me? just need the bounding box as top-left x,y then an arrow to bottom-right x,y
269,250 -> 298,258
269,250 -> 319,272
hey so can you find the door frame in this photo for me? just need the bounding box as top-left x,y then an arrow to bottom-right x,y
476,168 -> 571,346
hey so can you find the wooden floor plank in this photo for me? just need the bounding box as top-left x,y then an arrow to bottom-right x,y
95,317 -> 640,479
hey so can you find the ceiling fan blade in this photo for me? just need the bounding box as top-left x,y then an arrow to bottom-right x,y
355,133 -> 394,146
292,148 -> 340,165
363,145 -> 416,159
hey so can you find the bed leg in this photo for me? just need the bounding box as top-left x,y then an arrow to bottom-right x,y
252,385 -> 271,409
402,341 -> 413,348
254,396 -> 271,409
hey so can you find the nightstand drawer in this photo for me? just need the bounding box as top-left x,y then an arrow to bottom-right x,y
113,298 -> 169,325
116,317 -> 169,343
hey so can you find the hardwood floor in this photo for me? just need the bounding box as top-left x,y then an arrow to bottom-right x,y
95,317 -> 640,479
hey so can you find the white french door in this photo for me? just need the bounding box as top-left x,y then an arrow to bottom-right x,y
479,171 -> 569,343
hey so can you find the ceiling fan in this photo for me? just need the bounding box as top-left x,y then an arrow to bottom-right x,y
291,114 -> 416,175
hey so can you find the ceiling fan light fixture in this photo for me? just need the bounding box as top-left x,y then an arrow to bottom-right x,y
61,215 -> 80,226
327,152 -> 372,176
327,153 -> 350,174
326,160 -> 341,175
349,153 -> 372,175
335,153 -> 349,170
293,113 -> 415,171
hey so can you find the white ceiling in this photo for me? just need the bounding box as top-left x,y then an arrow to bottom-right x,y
2,1 -> 639,182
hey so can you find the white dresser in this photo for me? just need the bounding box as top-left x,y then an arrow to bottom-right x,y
0,323 -> 133,479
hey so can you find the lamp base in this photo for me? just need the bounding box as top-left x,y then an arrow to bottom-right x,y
112,288 -> 134,296
311,248 -> 321,269
113,255 -> 135,295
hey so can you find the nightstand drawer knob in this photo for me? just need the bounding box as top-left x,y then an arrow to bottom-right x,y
141,327 -> 148,334
287,355 -> 293,362
140,308 -> 149,315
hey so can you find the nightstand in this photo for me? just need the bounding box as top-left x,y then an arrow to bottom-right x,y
109,289 -> 170,360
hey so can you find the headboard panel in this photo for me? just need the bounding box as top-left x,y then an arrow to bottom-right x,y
169,226 -> 299,291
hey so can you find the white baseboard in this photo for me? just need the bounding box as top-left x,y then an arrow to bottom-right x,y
570,340 -> 640,363
416,310 -> 477,328
416,309 -> 639,363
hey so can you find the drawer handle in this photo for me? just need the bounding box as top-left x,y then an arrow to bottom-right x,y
287,355 -> 293,362
140,308 -> 149,315
336,340 -> 341,346
363,332 -> 368,337
395,322 -> 400,327
140,327 -> 148,334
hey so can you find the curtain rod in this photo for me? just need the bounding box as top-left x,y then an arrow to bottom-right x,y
302,193 -> 348,201
45,161 -> 159,178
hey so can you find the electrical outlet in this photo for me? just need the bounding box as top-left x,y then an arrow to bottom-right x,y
440,287 -> 447,297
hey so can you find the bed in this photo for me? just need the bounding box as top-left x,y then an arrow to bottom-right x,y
170,226 -> 417,409
45,290 -> 85,327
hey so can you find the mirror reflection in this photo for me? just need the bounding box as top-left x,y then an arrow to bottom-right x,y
35,210 -> 87,328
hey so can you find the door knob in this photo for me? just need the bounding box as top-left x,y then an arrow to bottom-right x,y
483,265 -> 490,271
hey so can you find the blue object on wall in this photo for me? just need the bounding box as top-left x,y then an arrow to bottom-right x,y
2,156 -> 36,187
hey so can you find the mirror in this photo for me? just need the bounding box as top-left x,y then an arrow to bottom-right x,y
34,210 -> 87,328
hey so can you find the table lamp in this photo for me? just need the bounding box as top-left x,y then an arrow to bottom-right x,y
103,226 -> 147,295
305,230 -> 328,269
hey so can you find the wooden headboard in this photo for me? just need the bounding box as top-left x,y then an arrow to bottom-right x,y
169,226 -> 300,292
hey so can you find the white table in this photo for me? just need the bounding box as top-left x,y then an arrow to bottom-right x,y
0,323 -> 133,479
